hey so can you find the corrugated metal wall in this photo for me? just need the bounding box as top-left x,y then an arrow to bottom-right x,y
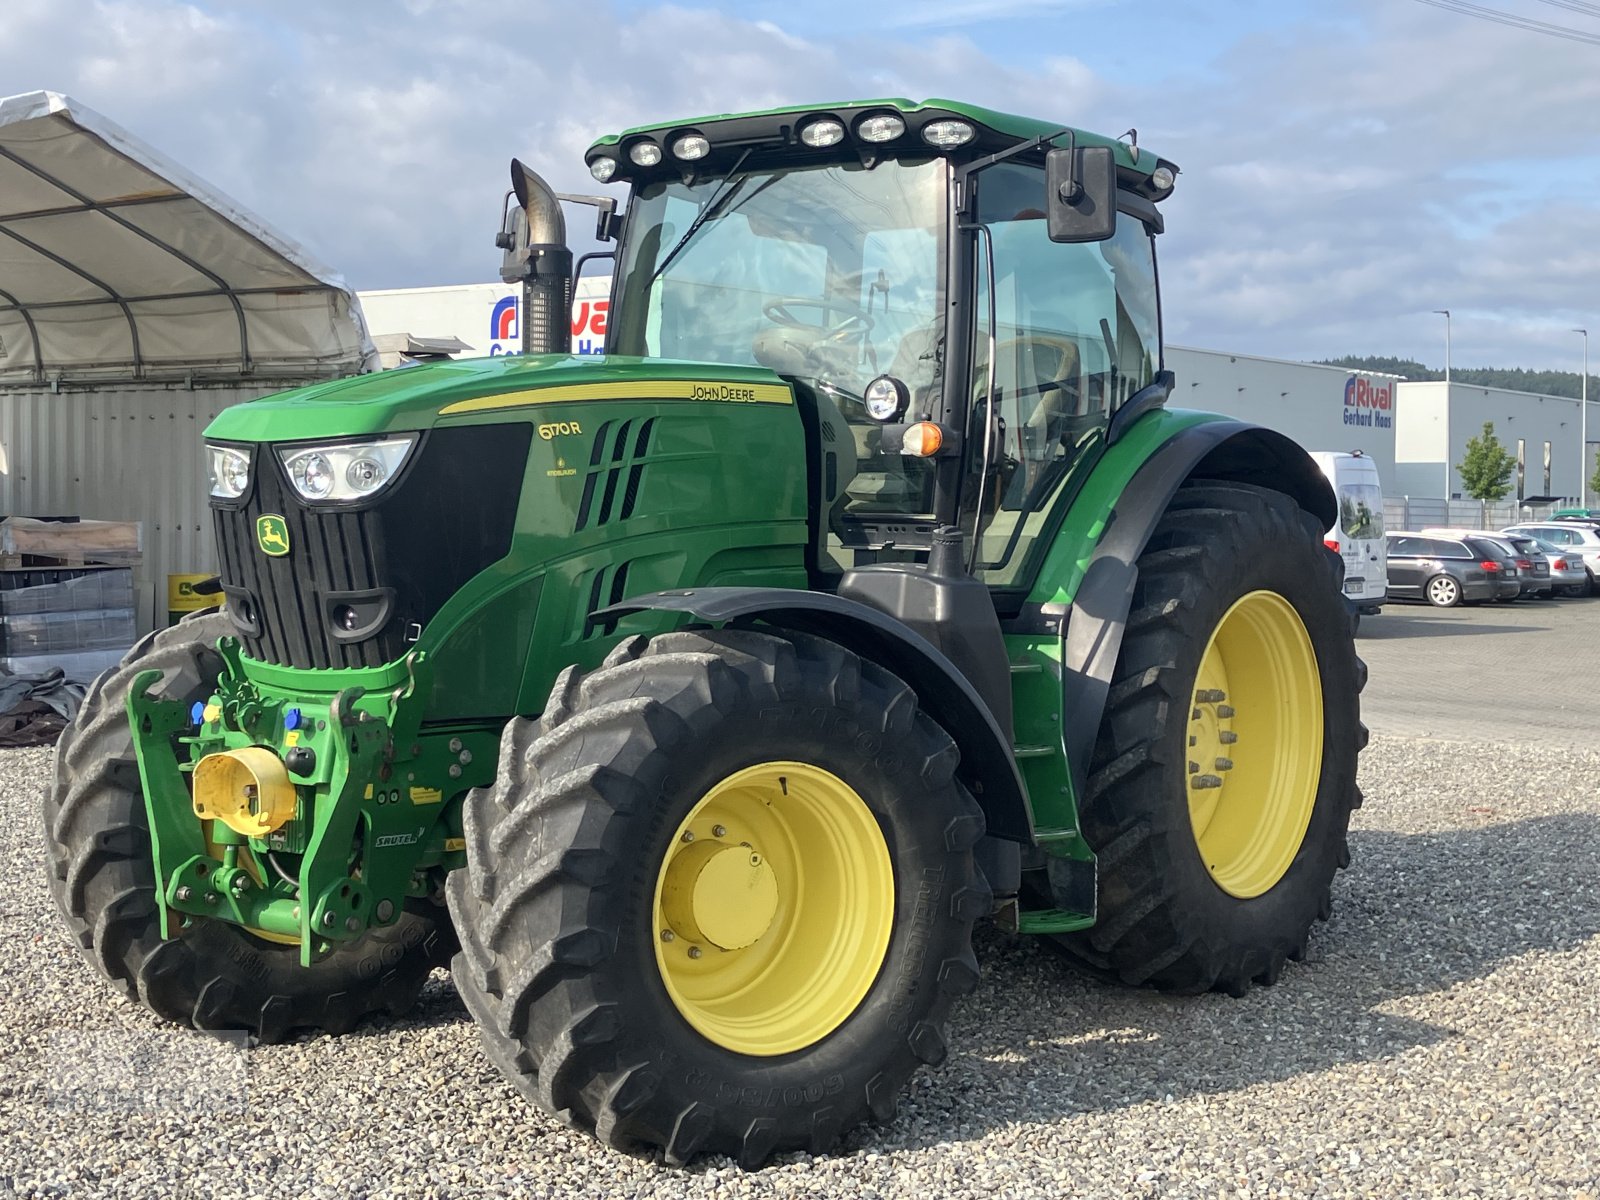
0,380 -> 293,630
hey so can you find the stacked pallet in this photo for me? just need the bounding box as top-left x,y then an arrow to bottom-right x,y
0,518 -> 141,684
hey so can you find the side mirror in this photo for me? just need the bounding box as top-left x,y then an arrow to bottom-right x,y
1045,145 -> 1116,243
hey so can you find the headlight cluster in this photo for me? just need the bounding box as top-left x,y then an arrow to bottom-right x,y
587,111 -> 978,183
278,435 -> 417,503
208,445 -> 251,499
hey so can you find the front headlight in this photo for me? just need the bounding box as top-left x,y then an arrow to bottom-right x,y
277,435 -> 417,503
207,444 -> 251,499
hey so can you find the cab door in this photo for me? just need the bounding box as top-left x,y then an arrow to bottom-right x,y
959,160 -> 1162,594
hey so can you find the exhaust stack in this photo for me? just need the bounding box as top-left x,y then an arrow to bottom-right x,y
497,158 -> 572,356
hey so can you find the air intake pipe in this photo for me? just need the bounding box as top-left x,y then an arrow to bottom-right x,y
497,158 -> 572,356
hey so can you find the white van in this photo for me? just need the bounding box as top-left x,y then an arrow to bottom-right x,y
1309,451 -> 1386,614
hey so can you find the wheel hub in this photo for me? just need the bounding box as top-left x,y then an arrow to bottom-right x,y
651,761 -> 894,1056
1185,590 -> 1324,899
660,841 -> 779,950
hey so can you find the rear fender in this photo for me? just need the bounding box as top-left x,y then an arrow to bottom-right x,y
1055,418 -> 1336,797
593,587 -> 1033,842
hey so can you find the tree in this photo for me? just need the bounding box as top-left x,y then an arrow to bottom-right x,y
1589,454 -> 1600,505
1456,421 -> 1516,503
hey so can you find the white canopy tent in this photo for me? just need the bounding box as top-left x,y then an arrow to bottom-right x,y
0,90 -> 374,386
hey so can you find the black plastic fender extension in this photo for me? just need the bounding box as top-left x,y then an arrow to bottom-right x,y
1057,420 -> 1337,801
591,587 -> 1035,843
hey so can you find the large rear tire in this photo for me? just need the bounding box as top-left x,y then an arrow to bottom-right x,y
42,613 -> 454,1040
446,628 -> 987,1167
1052,483 -> 1365,996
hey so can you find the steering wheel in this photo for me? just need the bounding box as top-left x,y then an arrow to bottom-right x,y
762,297 -> 876,340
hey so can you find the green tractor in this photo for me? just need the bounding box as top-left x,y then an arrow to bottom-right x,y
45,99 -> 1363,1167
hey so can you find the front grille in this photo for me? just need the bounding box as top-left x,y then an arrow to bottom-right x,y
215,469 -> 391,668
213,425 -> 532,670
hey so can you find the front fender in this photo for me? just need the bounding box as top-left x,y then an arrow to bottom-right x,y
593,587 -> 1033,843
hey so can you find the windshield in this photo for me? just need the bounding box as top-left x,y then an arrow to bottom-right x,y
611,158 -> 946,407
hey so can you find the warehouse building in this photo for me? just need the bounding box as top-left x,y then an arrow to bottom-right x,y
1166,346 -> 1399,486
1394,380 -> 1595,504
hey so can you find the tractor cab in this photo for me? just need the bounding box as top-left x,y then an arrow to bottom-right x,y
503,100 -> 1177,596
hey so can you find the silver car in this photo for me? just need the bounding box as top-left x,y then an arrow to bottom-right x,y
1520,535 -> 1589,596
1503,523 -> 1600,595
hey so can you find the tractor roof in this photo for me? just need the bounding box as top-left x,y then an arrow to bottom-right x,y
585,98 -> 1176,196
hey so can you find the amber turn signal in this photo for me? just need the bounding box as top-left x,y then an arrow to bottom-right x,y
901,422 -> 944,457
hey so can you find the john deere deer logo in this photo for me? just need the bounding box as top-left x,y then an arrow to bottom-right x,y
256,514 -> 290,557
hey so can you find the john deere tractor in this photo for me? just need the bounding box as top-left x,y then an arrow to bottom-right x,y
45,99 -> 1362,1167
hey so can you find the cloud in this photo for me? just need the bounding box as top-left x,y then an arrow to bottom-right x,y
1,0 -> 1596,369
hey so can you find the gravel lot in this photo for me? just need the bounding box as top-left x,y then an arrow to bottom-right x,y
2,606 -> 1598,1198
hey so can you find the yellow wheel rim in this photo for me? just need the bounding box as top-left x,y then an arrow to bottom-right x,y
651,761 -> 894,1056
1186,590 -> 1324,899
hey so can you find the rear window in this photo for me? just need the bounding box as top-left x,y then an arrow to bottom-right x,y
1465,538 -> 1508,560
1338,483 -> 1384,539
1507,537 -> 1538,554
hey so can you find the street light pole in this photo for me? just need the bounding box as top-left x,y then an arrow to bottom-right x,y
1435,309 -> 1452,501
1576,328 -> 1589,509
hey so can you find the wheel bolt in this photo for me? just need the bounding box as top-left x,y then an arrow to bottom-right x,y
1219,730 -> 1238,744
688,946 -> 703,959
711,825 -> 727,838
1190,774 -> 1223,790
1217,705 -> 1236,718
1187,760 -> 1199,774
680,830 -> 695,843
660,929 -> 675,942
1195,688 -> 1226,703
1215,757 -> 1234,771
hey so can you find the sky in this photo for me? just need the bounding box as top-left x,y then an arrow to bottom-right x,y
5,0 -> 1600,371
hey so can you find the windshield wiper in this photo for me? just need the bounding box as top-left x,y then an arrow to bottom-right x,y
647,148 -> 754,287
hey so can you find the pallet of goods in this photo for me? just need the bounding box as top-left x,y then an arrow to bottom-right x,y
0,518 -> 141,686
0,516 -> 142,568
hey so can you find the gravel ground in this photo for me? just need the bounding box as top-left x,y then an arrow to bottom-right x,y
2,731 -> 1598,1199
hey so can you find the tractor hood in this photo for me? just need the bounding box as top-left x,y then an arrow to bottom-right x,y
204,355 -> 794,443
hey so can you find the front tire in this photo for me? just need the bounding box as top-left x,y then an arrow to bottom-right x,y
447,628 -> 987,1167
42,613 -> 455,1040
1052,483 -> 1364,995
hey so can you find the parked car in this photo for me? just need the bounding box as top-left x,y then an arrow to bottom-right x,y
1421,529 -> 1542,598
1419,530 -> 1523,600
1520,535 -> 1589,597
1503,522 -> 1600,594
1496,534 -> 1556,597
1385,532 -> 1499,607
1309,451 -> 1386,614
